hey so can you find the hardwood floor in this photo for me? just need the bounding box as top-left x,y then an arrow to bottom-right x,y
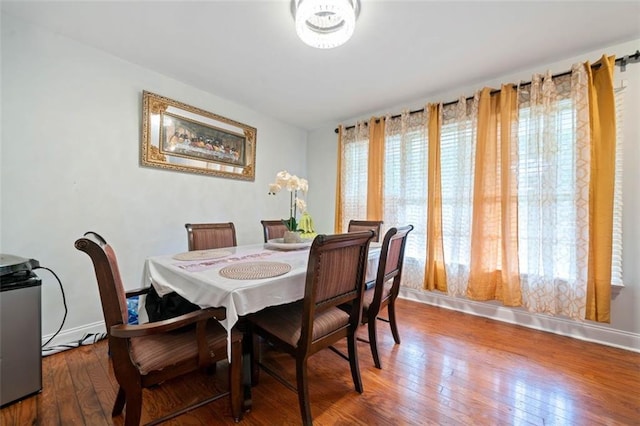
2,298 -> 639,425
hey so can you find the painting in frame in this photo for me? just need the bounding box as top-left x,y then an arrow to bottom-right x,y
141,91 -> 256,181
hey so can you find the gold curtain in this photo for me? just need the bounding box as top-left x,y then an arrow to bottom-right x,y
467,86 -> 522,306
334,125 -> 344,233
367,117 -> 385,221
424,103 -> 447,291
585,55 -> 616,322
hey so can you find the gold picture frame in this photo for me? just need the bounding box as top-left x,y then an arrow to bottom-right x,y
141,91 -> 256,181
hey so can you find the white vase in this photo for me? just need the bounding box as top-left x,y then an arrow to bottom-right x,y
283,230 -> 303,243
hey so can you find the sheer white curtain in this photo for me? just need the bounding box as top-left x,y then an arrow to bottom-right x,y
384,110 -> 428,288
611,86 -> 625,287
440,97 -> 477,297
339,121 -> 370,232
516,67 -> 590,319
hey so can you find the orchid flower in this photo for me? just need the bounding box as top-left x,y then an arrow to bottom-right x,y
268,183 -> 281,194
267,170 -> 309,231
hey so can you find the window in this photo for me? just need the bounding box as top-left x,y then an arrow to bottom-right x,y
339,81 -> 624,298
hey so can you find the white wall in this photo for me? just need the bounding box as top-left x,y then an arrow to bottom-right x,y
307,39 -> 640,350
1,16 -> 307,346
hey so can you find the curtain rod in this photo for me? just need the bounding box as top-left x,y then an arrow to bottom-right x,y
334,50 -> 640,134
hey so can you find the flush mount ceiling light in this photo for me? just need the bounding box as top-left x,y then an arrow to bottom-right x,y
291,0 -> 360,49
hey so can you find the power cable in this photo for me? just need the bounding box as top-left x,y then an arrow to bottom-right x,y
33,266 -> 107,356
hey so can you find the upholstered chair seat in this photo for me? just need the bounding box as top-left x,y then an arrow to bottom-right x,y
250,302 -> 350,347
129,321 -> 228,375
361,280 -> 393,318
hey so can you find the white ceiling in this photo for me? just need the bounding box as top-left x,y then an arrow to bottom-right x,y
2,1 -> 639,130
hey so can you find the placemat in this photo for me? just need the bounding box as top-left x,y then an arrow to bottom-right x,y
173,249 -> 232,261
219,261 -> 291,280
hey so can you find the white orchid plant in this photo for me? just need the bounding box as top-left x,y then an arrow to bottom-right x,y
268,170 -> 308,232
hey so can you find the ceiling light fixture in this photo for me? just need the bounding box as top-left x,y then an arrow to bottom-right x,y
291,0 -> 360,49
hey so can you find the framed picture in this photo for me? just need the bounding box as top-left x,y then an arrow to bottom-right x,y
141,91 -> 256,181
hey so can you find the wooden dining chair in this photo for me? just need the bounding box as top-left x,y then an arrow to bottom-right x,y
348,219 -> 384,242
75,231 -> 243,425
185,222 -> 237,250
359,224 -> 414,369
260,219 -> 288,243
249,231 -> 375,426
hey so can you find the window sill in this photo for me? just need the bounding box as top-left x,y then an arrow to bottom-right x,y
612,283 -> 624,298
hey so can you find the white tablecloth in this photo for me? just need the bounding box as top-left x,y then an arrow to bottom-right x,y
141,242 -> 381,341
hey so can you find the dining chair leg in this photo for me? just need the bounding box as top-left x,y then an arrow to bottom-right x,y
347,330 -> 364,393
367,317 -> 382,369
387,301 -> 401,344
112,386 -> 126,416
251,332 -> 261,386
230,337 -> 243,422
296,356 -> 313,426
123,388 -> 143,426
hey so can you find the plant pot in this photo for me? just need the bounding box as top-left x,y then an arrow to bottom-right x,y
283,230 -> 303,243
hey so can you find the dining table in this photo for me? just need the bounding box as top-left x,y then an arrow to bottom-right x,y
141,239 -> 382,357
140,238 -> 381,411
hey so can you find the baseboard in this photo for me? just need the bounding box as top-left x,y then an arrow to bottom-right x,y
44,292 -> 640,355
41,321 -> 107,356
399,288 -> 640,353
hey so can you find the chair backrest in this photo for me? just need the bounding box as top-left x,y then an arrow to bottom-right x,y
74,232 -> 129,330
260,220 -> 287,243
348,220 -> 384,242
299,231 -> 375,350
185,222 -> 237,250
369,225 -> 414,314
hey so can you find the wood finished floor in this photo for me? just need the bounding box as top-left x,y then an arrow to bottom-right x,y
1,298 -> 639,425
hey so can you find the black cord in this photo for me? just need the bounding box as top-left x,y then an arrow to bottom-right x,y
41,332 -> 107,355
32,265 -> 108,356
33,266 -> 68,348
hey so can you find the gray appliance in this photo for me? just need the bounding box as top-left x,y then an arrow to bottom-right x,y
0,254 -> 42,407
